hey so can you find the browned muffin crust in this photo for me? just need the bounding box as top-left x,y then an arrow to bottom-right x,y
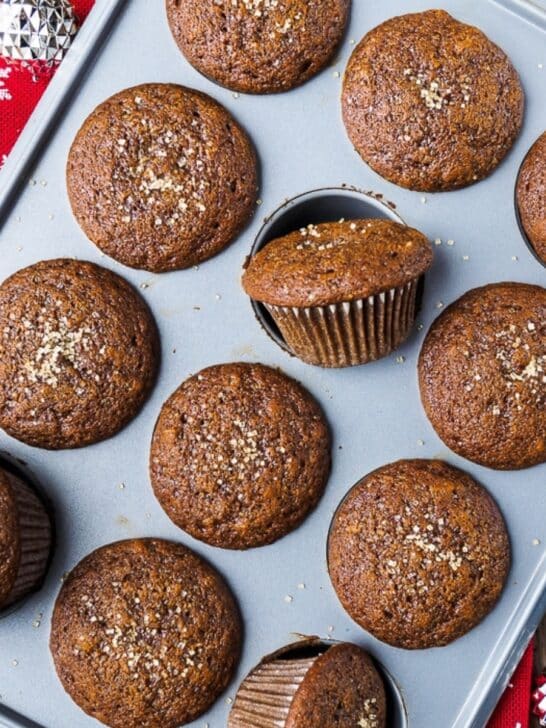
50,539 -> 241,728
328,460 -> 510,650
419,282 -> 546,470
166,0 -> 350,94
516,131 -> 546,264
150,363 -> 330,549
342,10 -> 524,191
67,83 -> 258,272
0,259 -> 159,450
286,643 -> 386,728
243,219 -> 432,307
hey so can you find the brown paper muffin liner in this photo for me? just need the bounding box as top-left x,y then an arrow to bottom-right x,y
229,656 -> 318,728
265,276 -> 422,368
4,473 -> 52,607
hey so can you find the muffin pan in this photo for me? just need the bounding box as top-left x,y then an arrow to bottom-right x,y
0,0 -> 544,726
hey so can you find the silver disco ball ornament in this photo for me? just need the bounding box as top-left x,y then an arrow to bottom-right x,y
0,0 -> 78,65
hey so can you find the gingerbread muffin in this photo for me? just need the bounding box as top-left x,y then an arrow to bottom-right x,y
0,466 -> 52,611
150,363 -> 330,549
328,460 -> 510,650
166,0 -> 350,94
516,131 -> 546,264
229,638 -> 386,728
342,10 -> 524,191
0,259 -> 158,450
50,538 -> 241,728
67,83 -> 257,272
243,218 -> 432,367
419,283 -> 546,470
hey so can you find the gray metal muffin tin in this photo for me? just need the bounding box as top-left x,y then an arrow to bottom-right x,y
0,0 -> 545,726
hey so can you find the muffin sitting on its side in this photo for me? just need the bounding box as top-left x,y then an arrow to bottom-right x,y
516,131 -> 546,264
151,363 -> 330,549
243,218 -> 432,367
0,466 -> 52,611
342,10 -> 524,191
419,282 -> 546,470
50,539 -> 241,728
328,460 -> 510,649
229,638 -> 386,728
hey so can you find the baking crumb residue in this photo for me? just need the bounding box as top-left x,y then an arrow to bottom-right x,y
76,586 -> 204,683
383,508 -> 473,594
12,307 -> 102,389
462,321 -> 546,412
295,221 -> 376,252
230,0 -> 305,37
403,69 -> 472,111
358,697 -> 379,727
112,111 -> 212,229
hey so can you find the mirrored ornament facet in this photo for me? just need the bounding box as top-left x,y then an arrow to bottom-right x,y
0,0 -> 78,65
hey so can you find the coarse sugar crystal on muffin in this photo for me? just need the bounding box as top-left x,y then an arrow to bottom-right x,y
50,538 -> 241,728
327,459 -> 510,650
243,218 -> 433,367
419,282 -> 546,470
0,466 -> 52,610
342,10 -> 524,191
229,638 -> 386,728
0,259 -> 159,450
166,0 -> 350,94
150,362 -> 330,549
516,131 -> 546,264
67,83 -> 258,272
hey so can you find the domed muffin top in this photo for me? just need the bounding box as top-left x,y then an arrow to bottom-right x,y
151,363 -> 330,549
0,471 -> 21,605
67,83 -> 257,272
516,131 -> 546,264
166,0 -> 350,94
328,459 -> 510,649
229,639 -> 386,728
419,282 -> 546,470
50,539 -> 241,728
0,259 -> 158,450
342,10 -> 524,191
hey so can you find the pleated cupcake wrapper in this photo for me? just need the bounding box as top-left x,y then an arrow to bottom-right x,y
229,656 -> 318,728
4,473 -> 51,607
265,276 -> 421,368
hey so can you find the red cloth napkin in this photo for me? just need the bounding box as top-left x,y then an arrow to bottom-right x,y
0,0 -> 94,166
489,640 -> 534,727
0,2 -> 538,726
